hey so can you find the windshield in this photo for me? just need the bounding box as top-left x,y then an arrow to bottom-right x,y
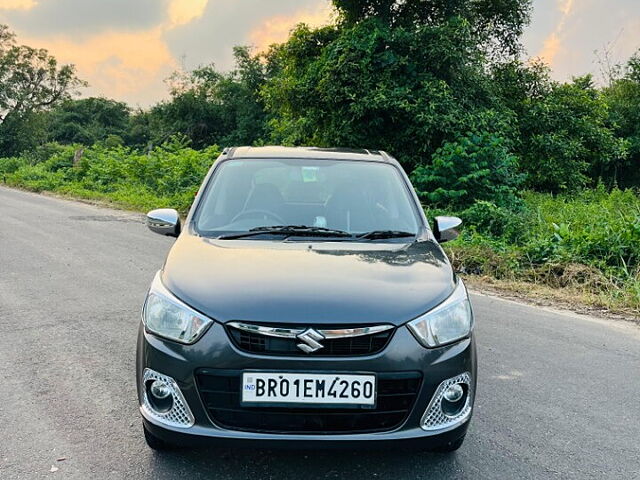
194,158 -> 420,238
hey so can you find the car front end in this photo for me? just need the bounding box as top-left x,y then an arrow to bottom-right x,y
136,147 -> 478,452
137,271 -> 476,451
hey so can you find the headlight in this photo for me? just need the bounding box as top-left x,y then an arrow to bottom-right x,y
407,280 -> 473,348
143,272 -> 213,344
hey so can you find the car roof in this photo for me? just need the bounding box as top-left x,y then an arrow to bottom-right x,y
222,146 -> 396,164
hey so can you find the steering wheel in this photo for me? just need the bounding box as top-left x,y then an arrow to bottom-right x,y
230,209 -> 285,225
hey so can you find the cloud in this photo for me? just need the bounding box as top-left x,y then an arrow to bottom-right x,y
1,0 -> 333,105
537,0 -> 576,66
530,0 -> 640,83
2,0 -> 166,36
249,3 -> 333,52
164,0 -> 327,73
0,0 -> 36,10
539,32 -> 561,65
2,0 -> 210,105
168,0 -> 209,27
559,0 -> 575,16
22,27 -> 176,105
617,19 -> 640,58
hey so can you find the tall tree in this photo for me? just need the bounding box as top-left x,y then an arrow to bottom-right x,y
0,25 -> 85,155
493,61 -> 627,191
261,3 -> 522,170
145,47 -> 270,149
332,0 -> 532,58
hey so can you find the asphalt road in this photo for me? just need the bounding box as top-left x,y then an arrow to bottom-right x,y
1,186 -> 639,480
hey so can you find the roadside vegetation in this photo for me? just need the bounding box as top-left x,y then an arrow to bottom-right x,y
1,1 -> 639,314
0,141 -> 219,212
437,189 -> 640,313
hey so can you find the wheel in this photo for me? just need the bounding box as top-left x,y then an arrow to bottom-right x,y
431,435 -> 466,453
143,424 -> 175,451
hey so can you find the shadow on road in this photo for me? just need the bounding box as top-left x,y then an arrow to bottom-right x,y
143,447 -> 465,479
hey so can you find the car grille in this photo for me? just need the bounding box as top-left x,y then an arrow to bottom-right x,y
226,324 -> 394,356
196,370 -> 422,434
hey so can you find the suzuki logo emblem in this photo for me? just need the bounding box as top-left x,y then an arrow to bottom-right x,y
296,328 -> 325,353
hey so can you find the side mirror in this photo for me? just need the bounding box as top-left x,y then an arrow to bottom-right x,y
433,216 -> 462,243
146,209 -> 181,238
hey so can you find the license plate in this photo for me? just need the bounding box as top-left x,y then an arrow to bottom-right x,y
241,372 -> 377,407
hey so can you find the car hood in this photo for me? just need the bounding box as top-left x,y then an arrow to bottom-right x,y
161,235 -> 455,326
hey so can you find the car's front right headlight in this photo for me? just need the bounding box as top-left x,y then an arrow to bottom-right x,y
143,272 -> 213,344
407,280 -> 473,348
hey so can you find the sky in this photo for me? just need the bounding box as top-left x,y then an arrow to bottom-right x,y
0,0 -> 638,107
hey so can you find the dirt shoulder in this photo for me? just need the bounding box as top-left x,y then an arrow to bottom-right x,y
465,275 -> 639,325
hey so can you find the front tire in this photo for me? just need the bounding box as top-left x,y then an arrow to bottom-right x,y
431,435 -> 466,453
143,424 -> 175,451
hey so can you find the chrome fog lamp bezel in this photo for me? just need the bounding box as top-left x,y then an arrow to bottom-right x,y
421,372 -> 473,432
141,369 -> 195,429
142,271 -> 214,345
407,280 -> 473,348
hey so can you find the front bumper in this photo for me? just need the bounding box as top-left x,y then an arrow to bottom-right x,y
136,322 -> 477,449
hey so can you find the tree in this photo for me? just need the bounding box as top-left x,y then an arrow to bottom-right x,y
520,76 -> 626,191
262,16 -> 515,171
145,47 -> 269,149
0,25 -> 85,155
603,50 -> 640,186
215,46 -> 270,146
493,61 -> 626,191
149,63 -> 226,148
332,0 -> 532,58
46,97 -> 131,145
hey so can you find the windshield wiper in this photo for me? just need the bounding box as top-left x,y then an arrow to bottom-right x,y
356,230 -> 416,240
252,225 -> 352,236
217,225 -> 353,240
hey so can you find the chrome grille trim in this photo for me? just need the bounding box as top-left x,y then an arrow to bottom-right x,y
227,322 -> 394,339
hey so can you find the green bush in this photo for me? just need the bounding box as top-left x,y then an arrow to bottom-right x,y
0,156 -> 26,174
460,200 -> 529,242
521,188 -> 640,273
411,132 -> 523,209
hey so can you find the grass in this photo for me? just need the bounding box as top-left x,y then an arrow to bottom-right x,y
442,188 -> 640,315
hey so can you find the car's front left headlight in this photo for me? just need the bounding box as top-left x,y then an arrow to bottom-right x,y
407,280 -> 473,348
143,272 -> 213,344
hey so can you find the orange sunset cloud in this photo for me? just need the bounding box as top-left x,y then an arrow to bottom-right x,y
249,3 -> 333,52
168,0 -> 209,27
11,0 -> 214,105
0,0 -> 37,10
22,28 -> 176,103
538,0 -> 576,66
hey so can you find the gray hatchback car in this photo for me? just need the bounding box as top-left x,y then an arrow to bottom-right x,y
137,146 -> 477,452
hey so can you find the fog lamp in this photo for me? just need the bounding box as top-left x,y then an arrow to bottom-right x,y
443,384 -> 464,403
150,380 -> 172,399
